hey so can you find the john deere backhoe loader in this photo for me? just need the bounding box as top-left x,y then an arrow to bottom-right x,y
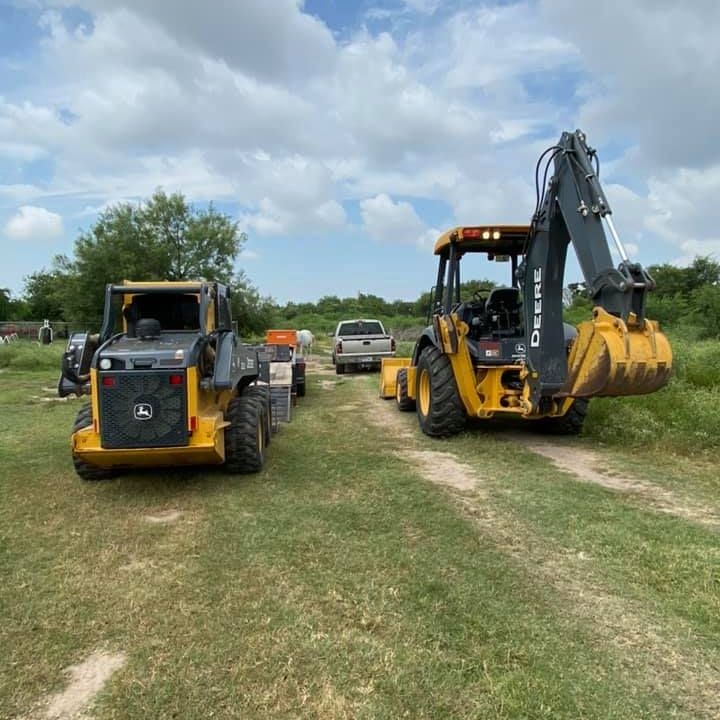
59,281 -> 271,479
380,129 -> 672,436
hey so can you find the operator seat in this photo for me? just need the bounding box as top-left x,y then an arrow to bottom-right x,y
485,287 -> 521,333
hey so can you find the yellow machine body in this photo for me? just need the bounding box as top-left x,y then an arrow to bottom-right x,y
72,367 -> 233,468
563,307 -> 672,397
380,306 -> 672,420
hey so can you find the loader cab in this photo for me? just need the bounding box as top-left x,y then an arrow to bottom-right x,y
431,226 -> 529,356
98,281 -> 233,341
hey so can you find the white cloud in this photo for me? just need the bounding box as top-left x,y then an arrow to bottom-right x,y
64,0 -> 337,84
439,5 -> 579,91
4,205 -> 63,241
645,167 -> 720,263
2,0 -> 719,294
360,193 -> 427,244
541,0 -> 720,170
403,0 -> 442,15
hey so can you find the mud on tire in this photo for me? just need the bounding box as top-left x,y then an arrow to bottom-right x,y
72,404 -> 116,481
415,346 -> 466,437
225,394 -> 265,473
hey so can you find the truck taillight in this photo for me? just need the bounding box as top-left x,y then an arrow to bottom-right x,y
335,341 -> 343,355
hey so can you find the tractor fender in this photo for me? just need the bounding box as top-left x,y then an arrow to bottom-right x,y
412,326 -> 440,366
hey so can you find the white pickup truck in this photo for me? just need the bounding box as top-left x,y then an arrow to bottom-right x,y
332,319 -> 396,375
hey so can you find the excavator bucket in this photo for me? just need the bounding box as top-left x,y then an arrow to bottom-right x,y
563,308 -> 672,398
379,357 -> 411,398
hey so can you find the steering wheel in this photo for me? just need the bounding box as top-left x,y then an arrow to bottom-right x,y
472,290 -> 488,303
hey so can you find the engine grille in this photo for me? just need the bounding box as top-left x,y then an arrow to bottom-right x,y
98,371 -> 188,449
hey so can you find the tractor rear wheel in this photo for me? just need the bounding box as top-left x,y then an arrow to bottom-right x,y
395,368 -> 415,411
415,346 -> 466,437
243,386 -> 272,446
536,398 -> 589,435
72,404 -> 116,481
225,395 -> 265,473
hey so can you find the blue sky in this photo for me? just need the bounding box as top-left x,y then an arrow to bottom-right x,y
1,0 -> 719,305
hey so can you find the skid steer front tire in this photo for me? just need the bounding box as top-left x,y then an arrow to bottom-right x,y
415,346 -> 466,437
396,368 -> 415,412
225,395 -> 265,473
72,404 -> 116,481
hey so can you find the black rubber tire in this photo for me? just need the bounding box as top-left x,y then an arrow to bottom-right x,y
415,346 -> 466,437
395,368 -> 416,412
243,386 -> 272,446
225,395 -> 265,473
296,381 -> 306,397
72,404 -> 116,481
335,363 -> 346,375
535,398 -> 589,435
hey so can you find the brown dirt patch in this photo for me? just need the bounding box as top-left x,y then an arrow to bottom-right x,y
521,437 -> 720,528
143,509 -> 182,524
118,559 -> 154,573
399,449 -> 482,492
319,380 -> 337,390
41,651 -> 126,719
337,402 -> 363,411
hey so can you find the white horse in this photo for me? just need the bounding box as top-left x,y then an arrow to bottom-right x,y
296,329 -> 314,359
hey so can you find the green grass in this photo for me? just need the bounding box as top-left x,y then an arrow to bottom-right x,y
1,359 -> 719,718
584,335 -> 720,453
0,340 -> 64,371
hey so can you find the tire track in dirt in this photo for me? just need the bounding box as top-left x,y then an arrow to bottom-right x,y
346,373 -> 720,719
22,651 -> 126,720
515,436 -> 720,530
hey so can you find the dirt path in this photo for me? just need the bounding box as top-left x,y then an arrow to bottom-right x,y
516,436 -> 720,529
331,372 -> 720,718
26,651 -> 126,720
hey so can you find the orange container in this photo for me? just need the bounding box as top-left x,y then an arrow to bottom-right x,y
265,329 -> 297,347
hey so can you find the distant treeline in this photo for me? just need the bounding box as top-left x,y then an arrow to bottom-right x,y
0,188 -> 717,339
564,256 -> 720,339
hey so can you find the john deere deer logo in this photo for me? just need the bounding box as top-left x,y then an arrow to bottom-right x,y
133,403 -> 153,421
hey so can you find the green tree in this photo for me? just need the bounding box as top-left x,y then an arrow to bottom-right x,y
23,268 -> 72,320
688,284 -> 720,338
231,273 -> 277,337
0,288 -> 10,321
0,288 -> 31,321
648,256 -> 720,298
63,191 -> 244,321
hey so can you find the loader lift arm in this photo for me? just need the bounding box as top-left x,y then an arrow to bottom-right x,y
520,129 -> 670,410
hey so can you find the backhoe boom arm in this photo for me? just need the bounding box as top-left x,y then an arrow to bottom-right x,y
521,129 -> 669,408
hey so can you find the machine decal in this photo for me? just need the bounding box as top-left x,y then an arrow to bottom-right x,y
530,267 -> 542,348
134,403 -> 153,421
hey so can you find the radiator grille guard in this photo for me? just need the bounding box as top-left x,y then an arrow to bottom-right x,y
98,371 -> 188,449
